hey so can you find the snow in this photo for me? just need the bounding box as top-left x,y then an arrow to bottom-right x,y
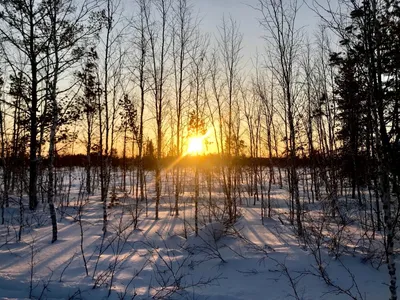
0,169 -> 393,299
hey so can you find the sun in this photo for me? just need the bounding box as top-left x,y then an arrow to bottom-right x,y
187,136 -> 204,155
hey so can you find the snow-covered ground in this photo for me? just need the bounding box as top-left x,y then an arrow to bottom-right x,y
0,169 -> 393,299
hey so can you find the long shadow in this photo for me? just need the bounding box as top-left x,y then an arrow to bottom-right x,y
241,207 -> 297,252
0,220 -> 104,275
0,220 -> 80,270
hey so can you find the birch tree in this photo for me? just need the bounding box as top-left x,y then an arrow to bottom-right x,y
144,0 -> 171,220
257,0 -> 304,236
217,16 -> 243,224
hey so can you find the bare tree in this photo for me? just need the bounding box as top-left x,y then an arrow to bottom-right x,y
144,0 -> 172,220
217,16 -> 243,224
187,31 -> 209,234
171,0 -> 197,217
253,63 -> 274,218
130,0 -> 149,227
97,0 -> 128,233
257,0 -> 304,236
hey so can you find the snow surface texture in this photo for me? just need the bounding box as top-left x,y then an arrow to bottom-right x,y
0,170 -> 392,299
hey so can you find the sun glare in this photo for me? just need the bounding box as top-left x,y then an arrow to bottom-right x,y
187,136 -> 204,155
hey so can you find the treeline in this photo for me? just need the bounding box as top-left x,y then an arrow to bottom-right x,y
61,153 -> 335,169
0,151 -> 339,170
59,153 -> 348,170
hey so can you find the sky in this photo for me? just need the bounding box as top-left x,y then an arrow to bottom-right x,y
63,0 -> 326,156
194,0 -> 321,65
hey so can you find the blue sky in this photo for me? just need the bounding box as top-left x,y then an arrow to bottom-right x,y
194,0 -> 321,63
